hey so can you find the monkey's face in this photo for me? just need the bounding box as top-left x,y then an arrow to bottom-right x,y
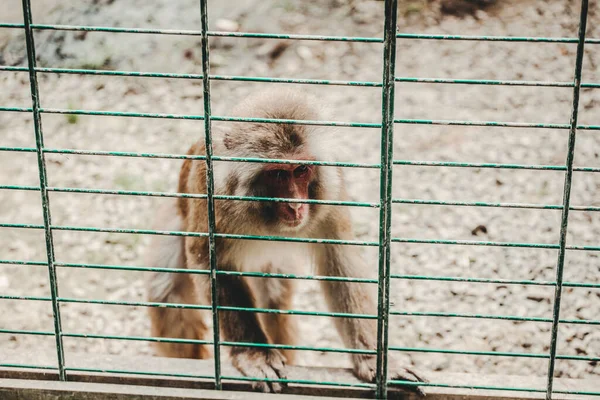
256,163 -> 315,232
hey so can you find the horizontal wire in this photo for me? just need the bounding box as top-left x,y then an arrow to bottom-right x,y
3,106 -> 600,131
218,305 -> 375,319
391,237 -> 558,249
393,159 -> 566,170
391,274 -> 556,286
0,363 -> 57,370
391,310 -> 599,325
216,269 -> 377,283
389,345 -> 548,359
58,296 -> 212,310
390,310 -> 552,322
5,65 -> 600,88
0,328 -> 54,336
61,332 -> 212,345
3,145 -> 600,174
388,379 -> 544,393
0,294 -> 51,301
393,198 -> 562,210
3,22 -> 600,44
392,237 -> 600,251
46,186 -> 379,208
2,222 -> 599,250
40,107 -> 381,128
3,185 -> 600,212
220,340 -> 375,355
0,106 -> 32,112
55,261 -> 211,275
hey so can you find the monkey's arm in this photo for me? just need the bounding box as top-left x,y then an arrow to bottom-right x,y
315,207 -> 426,396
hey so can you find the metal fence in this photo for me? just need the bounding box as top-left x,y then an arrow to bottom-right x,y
0,0 -> 597,399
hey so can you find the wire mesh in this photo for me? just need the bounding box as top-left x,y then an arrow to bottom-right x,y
0,0 -> 598,398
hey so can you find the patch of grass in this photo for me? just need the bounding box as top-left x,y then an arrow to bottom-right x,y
113,173 -> 144,190
65,102 -> 78,125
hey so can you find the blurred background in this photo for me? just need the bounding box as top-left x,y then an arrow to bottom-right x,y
0,0 -> 598,384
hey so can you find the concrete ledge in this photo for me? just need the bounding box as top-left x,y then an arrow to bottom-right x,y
0,350 -> 597,399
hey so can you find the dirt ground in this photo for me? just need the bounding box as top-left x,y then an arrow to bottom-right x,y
0,0 -> 598,388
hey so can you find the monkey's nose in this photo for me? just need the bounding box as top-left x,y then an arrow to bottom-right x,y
286,202 -> 305,220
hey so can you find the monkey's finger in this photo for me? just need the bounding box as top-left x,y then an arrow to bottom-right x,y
264,368 -> 284,393
391,369 -> 426,397
251,381 -> 271,393
396,367 -> 426,383
404,367 -> 428,383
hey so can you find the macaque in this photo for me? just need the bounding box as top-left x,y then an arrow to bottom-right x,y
145,90 -> 425,395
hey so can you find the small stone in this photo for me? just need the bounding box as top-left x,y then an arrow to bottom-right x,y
215,19 -> 239,32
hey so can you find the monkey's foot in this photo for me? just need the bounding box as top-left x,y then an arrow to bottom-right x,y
353,355 -> 427,397
231,348 -> 288,393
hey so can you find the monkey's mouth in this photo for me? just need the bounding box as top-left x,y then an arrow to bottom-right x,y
281,218 -> 303,227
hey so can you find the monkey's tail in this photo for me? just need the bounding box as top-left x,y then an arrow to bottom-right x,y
145,200 -> 212,359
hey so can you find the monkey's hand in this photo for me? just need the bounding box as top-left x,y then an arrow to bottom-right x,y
231,348 -> 288,393
353,354 -> 427,397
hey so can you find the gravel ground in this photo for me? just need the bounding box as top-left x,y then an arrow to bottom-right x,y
0,0 -> 598,386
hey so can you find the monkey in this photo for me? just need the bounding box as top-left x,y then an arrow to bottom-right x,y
145,89 -> 426,395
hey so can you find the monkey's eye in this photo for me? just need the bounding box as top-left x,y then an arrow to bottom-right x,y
293,165 -> 310,178
267,169 -> 289,181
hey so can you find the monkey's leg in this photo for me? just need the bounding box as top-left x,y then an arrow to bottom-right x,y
217,274 -> 288,393
145,200 -> 211,359
148,272 -> 212,359
251,277 -> 298,365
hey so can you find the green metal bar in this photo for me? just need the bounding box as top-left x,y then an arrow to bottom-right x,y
8,222 -> 600,250
62,332 -> 212,345
6,184 -> 600,212
20,0 -> 67,381
389,310 -> 552,323
391,274 -> 556,286
393,159 -> 567,170
58,297 -> 212,311
5,105 -> 600,131
375,1 -> 398,398
4,22 -> 600,44
0,106 -> 32,112
46,187 -> 378,208
0,328 -> 54,336
395,32 -> 599,44
394,118 -> 570,129
220,341 -> 375,355
0,294 -> 51,301
389,380 -> 545,393
5,64 -> 600,88
198,0 -> 221,391
546,2 -> 588,399
390,345 -> 549,359
55,261 -> 210,275
0,259 -> 47,266
217,306 -> 374,319
5,145 -> 600,173
0,364 -> 57,371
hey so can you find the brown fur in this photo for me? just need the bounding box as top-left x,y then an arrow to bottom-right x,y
145,89 -> 425,395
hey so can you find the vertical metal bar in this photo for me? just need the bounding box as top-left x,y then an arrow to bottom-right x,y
199,0 -> 222,390
375,0 -> 398,398
545,1 -> 588,399
21,0 -> 67,381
